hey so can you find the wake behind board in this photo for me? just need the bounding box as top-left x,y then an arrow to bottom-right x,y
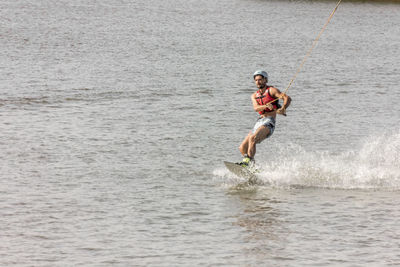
224,161 -> 259,185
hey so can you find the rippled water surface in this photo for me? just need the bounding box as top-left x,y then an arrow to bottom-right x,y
1,0 -> 400,266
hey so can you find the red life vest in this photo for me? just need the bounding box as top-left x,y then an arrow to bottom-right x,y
255,86 -> 280,115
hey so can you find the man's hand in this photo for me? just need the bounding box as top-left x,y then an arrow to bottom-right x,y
277,107 -> 287,116
265,103 -> 274,110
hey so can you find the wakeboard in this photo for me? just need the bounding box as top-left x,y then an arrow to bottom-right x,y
223,161 -> 259,185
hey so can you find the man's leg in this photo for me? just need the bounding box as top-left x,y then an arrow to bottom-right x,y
239,133 -> 251,156
247,126 -> 270,158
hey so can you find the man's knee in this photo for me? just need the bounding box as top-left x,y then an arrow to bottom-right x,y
239,138 -> 247,152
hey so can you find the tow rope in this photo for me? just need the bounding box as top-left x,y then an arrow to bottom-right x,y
270,0 -> 343,105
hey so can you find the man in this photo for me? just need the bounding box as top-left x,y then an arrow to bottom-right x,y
238,70 -> 291,167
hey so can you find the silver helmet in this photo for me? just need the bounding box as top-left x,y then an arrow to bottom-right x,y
253,70 -> 268,80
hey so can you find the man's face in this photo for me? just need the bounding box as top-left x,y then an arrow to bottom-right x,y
254,75 -> 267,89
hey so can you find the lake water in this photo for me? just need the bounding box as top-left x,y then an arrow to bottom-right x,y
1,0 -> 400,266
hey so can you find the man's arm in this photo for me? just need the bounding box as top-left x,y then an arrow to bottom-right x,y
269,87 -> 291,116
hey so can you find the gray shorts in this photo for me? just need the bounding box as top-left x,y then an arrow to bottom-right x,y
252,116 -> 275,137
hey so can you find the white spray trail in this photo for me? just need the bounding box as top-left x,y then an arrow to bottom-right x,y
215,131 -> 400,190
257,131 -> 400,189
